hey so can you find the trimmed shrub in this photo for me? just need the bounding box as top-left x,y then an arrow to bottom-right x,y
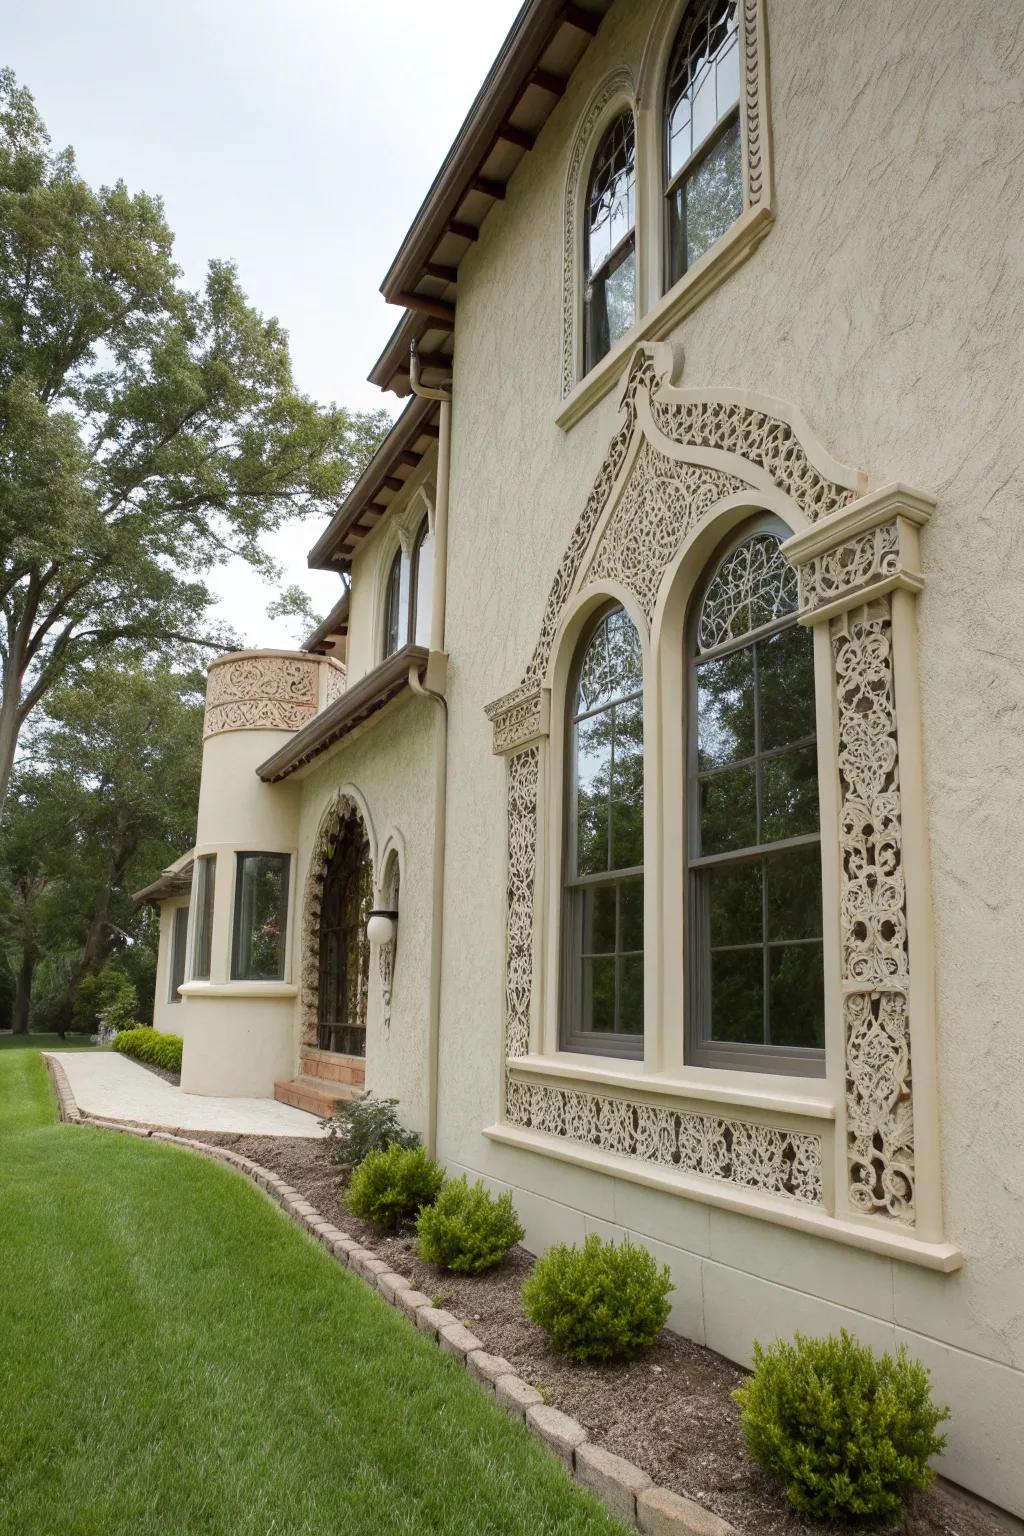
323,1094 -> 419,1166
416,1177 -> 524,1274
734,1330 -> 949,1527
521,1233 -> 672,1362
71,965 -> 138,1035
346,1144 -> 444,1230
112,1027 -> 183,1073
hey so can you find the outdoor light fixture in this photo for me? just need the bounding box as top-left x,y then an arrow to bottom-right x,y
366,909 -> 398,946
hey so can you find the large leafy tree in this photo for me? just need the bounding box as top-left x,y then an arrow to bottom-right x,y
0,68 -> 389,816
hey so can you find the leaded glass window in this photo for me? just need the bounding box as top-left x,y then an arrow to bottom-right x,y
664,0 -> 742,289
563,606 -> 644,1056
584,111 -> 637,374
687,523 -> 825,1073
382,547 -> 406,659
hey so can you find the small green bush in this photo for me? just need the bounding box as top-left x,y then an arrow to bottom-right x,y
71,965 -> 138,1035
521,1233 -> 672,1362
734,1330 -> 949,1527
323,1093 -> 419,1166
112,1027 -> 183,1073
346,1144 -> 444,1230
416,1177 -> 525,1274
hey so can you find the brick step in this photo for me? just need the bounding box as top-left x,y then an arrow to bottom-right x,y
299,1047 -> 366,1087
273,1076 -> 362,1118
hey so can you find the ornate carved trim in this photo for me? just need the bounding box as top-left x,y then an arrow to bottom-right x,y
299,792 -> 374,1047
485,688 -> 548,757
741,0 -> 769,207
505,747 -> 540,1059
506,1078 -> 823,1204
785,486 -> 933,624
204,653 -> 320,739
378,852 -> 400,1035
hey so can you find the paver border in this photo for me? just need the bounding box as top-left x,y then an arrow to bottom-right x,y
43,1051 -> 736,1536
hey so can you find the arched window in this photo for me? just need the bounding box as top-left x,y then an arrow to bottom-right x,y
318,811 -> 372,1056
410,517 -> 434,647
382,546 -> 406,659
563,605 -> 644,1056
664,0 -> 742,290
584,111 -> 637,374
687,523 -> 824,1073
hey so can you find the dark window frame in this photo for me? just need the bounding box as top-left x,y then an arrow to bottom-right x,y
317,813 -> 372,1057
382,546 -> 405,659
230,851 -> 291,982
561,602 -> 645,1059
168,905 -> 189,1003
584,109 -> 638,375
190,854 -> 216,981
685,517 -> 826,1077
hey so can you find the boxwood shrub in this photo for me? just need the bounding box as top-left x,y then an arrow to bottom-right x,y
346,1144 -> 444,1230
734,1330 -> 950,1527
416,1176 -> 524,1273
323,1094 -> 419,1166
111,1027 -> 183,1073
521,1233 -> 672,1361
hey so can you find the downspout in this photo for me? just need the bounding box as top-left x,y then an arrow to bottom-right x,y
407,339 -> 451,1158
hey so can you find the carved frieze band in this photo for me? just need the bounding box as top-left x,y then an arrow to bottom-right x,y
506,1079 -> 823,1205
832,600 -> 915,1225
486,688 -> 546,757
204,655 -> 320,739
505,747 -> 540,1060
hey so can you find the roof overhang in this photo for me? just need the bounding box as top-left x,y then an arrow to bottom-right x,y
303,587 -> 350,655
373,0 -> 612,395
256,645 -> 430,783
132,849 -> 195,906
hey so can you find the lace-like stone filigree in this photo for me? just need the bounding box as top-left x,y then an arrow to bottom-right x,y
204,655 -> 320,739
696,532 -> 797,651
506,1078 -> 823,1204
832,601 -> 914,1223
798,522 -> 900,615
505,747 -> 540,1059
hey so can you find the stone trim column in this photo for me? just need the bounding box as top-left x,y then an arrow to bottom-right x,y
783,484 -> 940,1236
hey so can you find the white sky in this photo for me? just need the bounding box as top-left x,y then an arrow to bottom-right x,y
5,0 -> 522,647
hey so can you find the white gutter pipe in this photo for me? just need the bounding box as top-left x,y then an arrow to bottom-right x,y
408,339 -> 451,1157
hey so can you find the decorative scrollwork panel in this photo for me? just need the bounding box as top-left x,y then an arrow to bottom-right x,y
505,747 -> 540,1059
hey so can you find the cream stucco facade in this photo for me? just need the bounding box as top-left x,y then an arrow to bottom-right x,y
153,0 -> 1024,1516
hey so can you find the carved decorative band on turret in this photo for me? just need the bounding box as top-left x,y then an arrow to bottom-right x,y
203,652 -> 321,739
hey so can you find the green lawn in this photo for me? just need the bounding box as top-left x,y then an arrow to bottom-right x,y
0,1045 -> 623,1536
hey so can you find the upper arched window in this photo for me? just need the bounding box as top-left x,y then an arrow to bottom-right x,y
410,517 -> 434,647
563,605 -> 644,1056
584,111 -> 637,374
664,0 -> 742,290
687,523 -> 824,1074
382,546 -> 406,659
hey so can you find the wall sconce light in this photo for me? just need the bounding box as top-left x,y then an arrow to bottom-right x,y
366,909 -> 398,946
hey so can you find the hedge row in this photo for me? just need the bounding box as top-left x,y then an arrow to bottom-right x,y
111,1026 -> 183,1072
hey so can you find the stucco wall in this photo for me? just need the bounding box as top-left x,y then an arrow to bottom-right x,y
151,898 -> 188,1034
430,0 -> 1024,1513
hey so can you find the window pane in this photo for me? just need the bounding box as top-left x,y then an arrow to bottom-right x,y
618,955 -> 644,1034
575,606 -> 642,715
586,241 -> 636,371
169,907 -> 188,1001
758,625 -> 815,752
191,855 -> 215,981
761,744 -> 819,842
665,0 -> 739,181
575,712 -> 611,875
582,885 -> 617,955
765,843 -> 822,942
768,943 -> 824,1048
611,696 -> 644,868
710,948 -> 763,1043
412,526 -> 434,646
583,955 -> 616,1033
697,534 -> 797,654
587,112 -> 636,275
707,861 -> 762,947
697,646 -> 754,768
619,877 -> 644,953
383,550 -> 403,657
232,853 -> 289,981
699,763 -> 756,855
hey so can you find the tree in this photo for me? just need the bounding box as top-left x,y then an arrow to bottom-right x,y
0,68 -> 390,817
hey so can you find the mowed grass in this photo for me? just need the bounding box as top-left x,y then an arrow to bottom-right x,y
0,1046 -> 623,1536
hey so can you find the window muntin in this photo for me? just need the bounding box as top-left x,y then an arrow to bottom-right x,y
584,111 -> 637,374
382,547 -> 406,659
168,906 -> 188,1002
563,606 -> 644,1056
190,854 -> 216,981
317,814 -> 372,1056
687,526 -> 825,1073
231,852 -> 290,981
664,0 -> 742,289
410,518 -> 434,647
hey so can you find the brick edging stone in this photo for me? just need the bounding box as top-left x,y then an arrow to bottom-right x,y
42,1053 -> 737,1536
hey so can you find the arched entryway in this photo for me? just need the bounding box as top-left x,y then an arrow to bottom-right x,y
316,810 -> 372,1055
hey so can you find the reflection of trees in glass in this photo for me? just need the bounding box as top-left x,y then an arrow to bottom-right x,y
232,853 -> 289,981
566,608 -> 644,1045
585,112 -> 637,370
690,532 -> 824,1054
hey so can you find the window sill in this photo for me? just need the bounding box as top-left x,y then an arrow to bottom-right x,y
484,1122 -> 963,1273
178,982 -> 297,999
556,203 -> 774,434
508,1052 -> 836,1122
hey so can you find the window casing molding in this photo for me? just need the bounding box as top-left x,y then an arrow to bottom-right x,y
558,0 -> 773,431
484,341 -> 958,1268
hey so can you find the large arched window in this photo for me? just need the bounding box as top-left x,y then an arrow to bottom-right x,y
382,546 -> 406,659
318,811 -> 372,1056
410,516 -> 434,647
687,523 -> 824,1073
664,0 -> 742,291
563,605 -> 644,1056
584,111 -> 637,374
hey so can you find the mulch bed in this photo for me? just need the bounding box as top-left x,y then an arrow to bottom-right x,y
188,1131 -> 1010,1536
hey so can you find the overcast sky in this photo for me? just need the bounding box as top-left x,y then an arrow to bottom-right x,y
5,0 -> 521,647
